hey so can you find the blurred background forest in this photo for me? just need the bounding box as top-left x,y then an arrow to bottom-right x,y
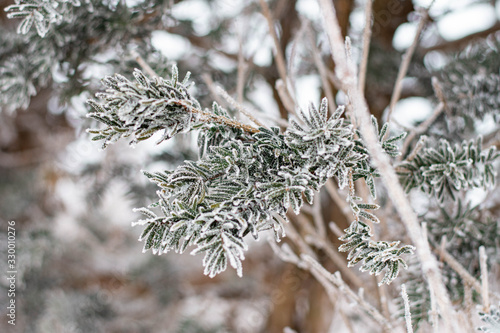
0,0 -> 499,332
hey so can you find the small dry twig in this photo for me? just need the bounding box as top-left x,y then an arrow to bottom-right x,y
358,0 -> 373,93
480,246 -> 490,312
305,21 -> 337,114
216,86 -> 265,128
131,50 -> 158,78
401,284 -> 414,333
386,6 -> 433,123
302,254 -> 394,332
317,0 -> 459,329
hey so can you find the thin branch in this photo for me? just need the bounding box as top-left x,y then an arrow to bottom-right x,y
130,50 -> 158,78
463,283 -> 475,333
305,22 -> 337,114
276,79 -> 296,115
421,21 -> 500,54
236,37 -> 248,105
259,0 -> 288,86
317,0 -> 459,331
358,0 -> 373,93
201,73 -> 226,106
338,305 -> 356,333
434,244 -> 482,296
312,194 -> 327,238
302,254 -> 394,332
175,100 -> 260,134
325,179 -> 351,220
399,103 -> 444,160
216,86 -> 266,128
287,19 -> 308,99
329,222 -> 344,239
386,7 -> 432,123
326,67 -> 345,91
423,224 -> 440,333
268,238 -> 302,266
283,215 -> 318,259
401,284 -> 414,333
296,217 -> 365,290
480,246 -> 490,313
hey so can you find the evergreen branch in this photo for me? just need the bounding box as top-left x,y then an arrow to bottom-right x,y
478,303 -> 500,333
317,0 -> 459,329
386,6 -> 432,123
5,0 -> 69,37
438,35 -> 500,123
398,137 -> 499,204
338,170 -> 414,285
87,66 -> 259,148
128,97 -> 374,277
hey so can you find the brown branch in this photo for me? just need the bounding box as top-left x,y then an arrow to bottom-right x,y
305,21 -> 338,114
359,0 -> 373,93
259,0 -> 289,93
317,0 -> 460,331
173,101 -> 260,134
131,50 -> 158,78
421,21 -> 500,53
386,7 -> 431,123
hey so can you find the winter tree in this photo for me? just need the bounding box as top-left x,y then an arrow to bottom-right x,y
1,0 -> 499,332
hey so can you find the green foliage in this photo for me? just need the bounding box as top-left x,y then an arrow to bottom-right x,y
87,67 -> 413,282
1,0 -> 170,113
479,304 -> 500,333
428,201 -> 499,300
5,0 -> 70,37
339,191 -> 415,285
87,68 -> 198,148
396,258 -> 431,330
439,36 -> 500,123
352,116 -> 406,198
398,137 -> 498,204
0,31 -> 54,113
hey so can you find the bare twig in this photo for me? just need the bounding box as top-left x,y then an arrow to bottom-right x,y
434,244 -> 482,296
268,238 -> 302,266
421,21 -> 500,54
399,103 -> 444,160
287,20 -> 308,99
305,21 -> 337,114
405,135 -> 427,162
283,216 -> 318,259
302,255 -> 394,332
399,77 -> 447,159
175,100 -> 260,134
480,246 -> 490,312
401,284 -> 414,333
236,38 -> 248,104
312,194 -> 327,238
359,0 -> 373,93
329,223 -> 345,241
338,305 -> 356,333
201,73 -> 227,106
259,0 -> 292,98
130,50 -> 158,78
216,86 -> 265,128
297,222 -> 364,290
423,223 -> 440,333
386,7 -> 431,123
325,179 -> 351,220
317,0 -> 459,330
463,283 -> 475,333
276,79 -> 296,115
